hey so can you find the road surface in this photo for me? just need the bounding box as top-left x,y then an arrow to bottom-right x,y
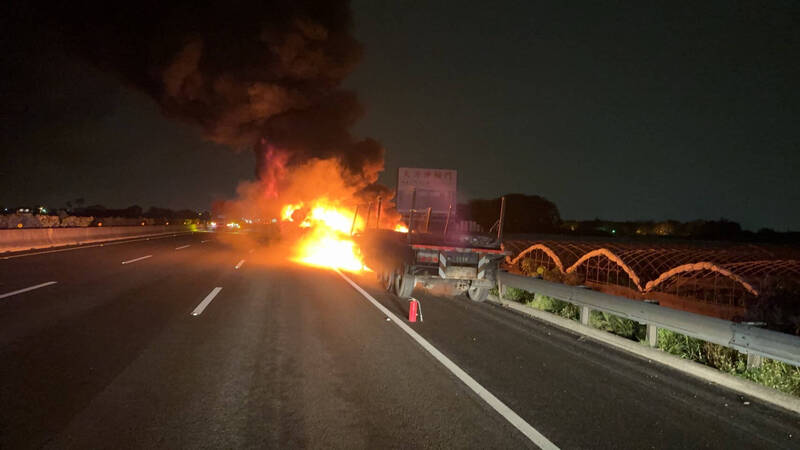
0,232 -> 797,448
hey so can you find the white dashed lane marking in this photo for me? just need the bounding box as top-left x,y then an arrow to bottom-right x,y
191,287 -> 222,316
0,281 -> 58,300
122,255 -> 152,265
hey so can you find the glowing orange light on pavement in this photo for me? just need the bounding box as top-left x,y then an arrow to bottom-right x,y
293,227 -> 364,272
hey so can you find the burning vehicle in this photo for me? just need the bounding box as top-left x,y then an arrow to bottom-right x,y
247,165 -> 508,302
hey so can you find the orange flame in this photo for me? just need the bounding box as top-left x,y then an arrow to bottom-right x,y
394,224 -> 409,233
281,202 -> 303,222
283,199 -> 366,272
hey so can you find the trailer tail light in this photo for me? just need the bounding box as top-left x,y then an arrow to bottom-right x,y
416,250 -> 439,264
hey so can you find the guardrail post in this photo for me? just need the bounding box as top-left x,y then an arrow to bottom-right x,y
580,306 -> 590,326
646,324 -> 658,348
747,353 -> 763,369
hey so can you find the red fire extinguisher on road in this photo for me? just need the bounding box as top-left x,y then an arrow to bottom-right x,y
408,298 -> 422,322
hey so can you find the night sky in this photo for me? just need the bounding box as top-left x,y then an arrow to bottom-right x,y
2,2 -> 798,230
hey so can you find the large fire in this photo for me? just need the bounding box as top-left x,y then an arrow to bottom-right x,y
224,152 -> 400,273
282,199 -> 367,272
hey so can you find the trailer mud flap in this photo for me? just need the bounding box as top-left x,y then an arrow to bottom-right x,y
477,255 -> 490,279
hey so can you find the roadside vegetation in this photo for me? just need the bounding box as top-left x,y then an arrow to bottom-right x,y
0,203 -> 210,229
501,285 -> 800,397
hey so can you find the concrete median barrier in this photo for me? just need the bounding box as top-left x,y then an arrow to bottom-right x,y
0,225 -> 194,254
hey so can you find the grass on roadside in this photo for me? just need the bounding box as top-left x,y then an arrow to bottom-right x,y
501,285 -> 800,397
503,287 -> 580,320
657,328 -> 800,397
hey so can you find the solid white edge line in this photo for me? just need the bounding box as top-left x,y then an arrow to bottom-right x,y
235,259 -> 245,269
191,287 -> 223,316
175,245 -> 191,250
334,269 -> 558,450
121,255 -> 153,265
0,281 -> 58,300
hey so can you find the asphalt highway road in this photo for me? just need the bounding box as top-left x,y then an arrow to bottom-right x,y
0,232 -> 798,448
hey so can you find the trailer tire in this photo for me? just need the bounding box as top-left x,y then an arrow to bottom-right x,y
467,286 -> 489,302
394,270 -> 415,298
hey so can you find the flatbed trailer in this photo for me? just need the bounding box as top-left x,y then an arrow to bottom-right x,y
356,198 -> 508,301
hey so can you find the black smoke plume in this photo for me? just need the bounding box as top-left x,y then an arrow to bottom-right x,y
42,0 -> 384,184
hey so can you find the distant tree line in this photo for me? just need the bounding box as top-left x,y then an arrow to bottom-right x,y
0,202 -> 210,222
459,193 -> 562,234
458,193 -> 799,243
68,205 -> 208,221
560,218 -> 800,243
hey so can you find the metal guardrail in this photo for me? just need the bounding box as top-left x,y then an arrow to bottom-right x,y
497,271 -> 800,368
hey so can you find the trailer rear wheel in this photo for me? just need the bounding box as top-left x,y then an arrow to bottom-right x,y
467,285 -> 489,302
393,269 -> 415,298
